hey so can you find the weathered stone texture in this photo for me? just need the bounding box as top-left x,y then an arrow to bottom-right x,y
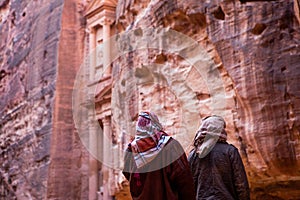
0,0 -> 63,199
0,0 -> 89,199
46,0 -> 88,199
115,0 -> 300,199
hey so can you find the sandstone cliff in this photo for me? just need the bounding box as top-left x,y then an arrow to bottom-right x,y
115,0 -> 300,199
0,0 -> 88,199
0,0 -> 63,198
0,0 -> 299,199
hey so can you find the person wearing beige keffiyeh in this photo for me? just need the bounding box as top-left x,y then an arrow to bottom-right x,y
188,115 -> 250,200
193,115 -> 227,158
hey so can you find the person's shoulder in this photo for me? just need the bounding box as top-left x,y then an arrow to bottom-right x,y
228,143 -> 238,150
164,137 -> 185,155
167,136 -> 178,143
224,143 -> 241,156
215,142 -> 238,153
166,137 -> 183,148
216,142 -> 236,148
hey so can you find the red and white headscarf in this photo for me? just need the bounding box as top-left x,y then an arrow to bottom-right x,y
193,115 -> 227,158
130,111 -> 171,168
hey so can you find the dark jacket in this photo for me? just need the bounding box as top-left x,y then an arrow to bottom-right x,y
123,138 -> 196,200
188,142 -> 250,200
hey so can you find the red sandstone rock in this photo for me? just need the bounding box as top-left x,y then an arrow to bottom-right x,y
1,0 -> 299,200
115,0 -> 300,199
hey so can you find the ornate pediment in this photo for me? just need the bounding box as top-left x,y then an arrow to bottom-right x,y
85,0 -> 117,18
95,76 -> 112,103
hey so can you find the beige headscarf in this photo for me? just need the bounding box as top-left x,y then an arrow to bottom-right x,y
193,115 -> 227,158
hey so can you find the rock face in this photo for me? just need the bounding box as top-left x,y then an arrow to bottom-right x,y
0,0 -> 88,199
115,0 -> 300,199
45,0 -> 88,199
0,0 -> 299,200
0,0 -> 63,199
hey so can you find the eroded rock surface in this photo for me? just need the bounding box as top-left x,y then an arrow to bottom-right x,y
0,0 -> 88,199
115,0 -> 300,199
0,0 -> 299,199
0,0 -> 63,199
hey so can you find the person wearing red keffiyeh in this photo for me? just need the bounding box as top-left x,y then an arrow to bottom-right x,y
122,111 -> 196,200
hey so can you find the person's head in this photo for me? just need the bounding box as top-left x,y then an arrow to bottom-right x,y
198,115 -> 226,133
194,115 -> 227,146
136,111 -> 163,135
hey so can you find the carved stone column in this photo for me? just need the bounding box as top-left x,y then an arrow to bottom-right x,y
100,17 -> 114,76
85,1 -> 117,199
87,26 -> 99,200
88,110 -> 98,200
102,116 -> 113,200
89,27 -> 97,81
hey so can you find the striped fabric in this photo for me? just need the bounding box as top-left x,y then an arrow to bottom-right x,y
130,111 -> 171,168
131,134 -> 171,168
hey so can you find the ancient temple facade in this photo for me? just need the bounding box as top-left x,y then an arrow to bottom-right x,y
82,0 -> 226,199
81,0 -> 300,199
84,1 -> 118,199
